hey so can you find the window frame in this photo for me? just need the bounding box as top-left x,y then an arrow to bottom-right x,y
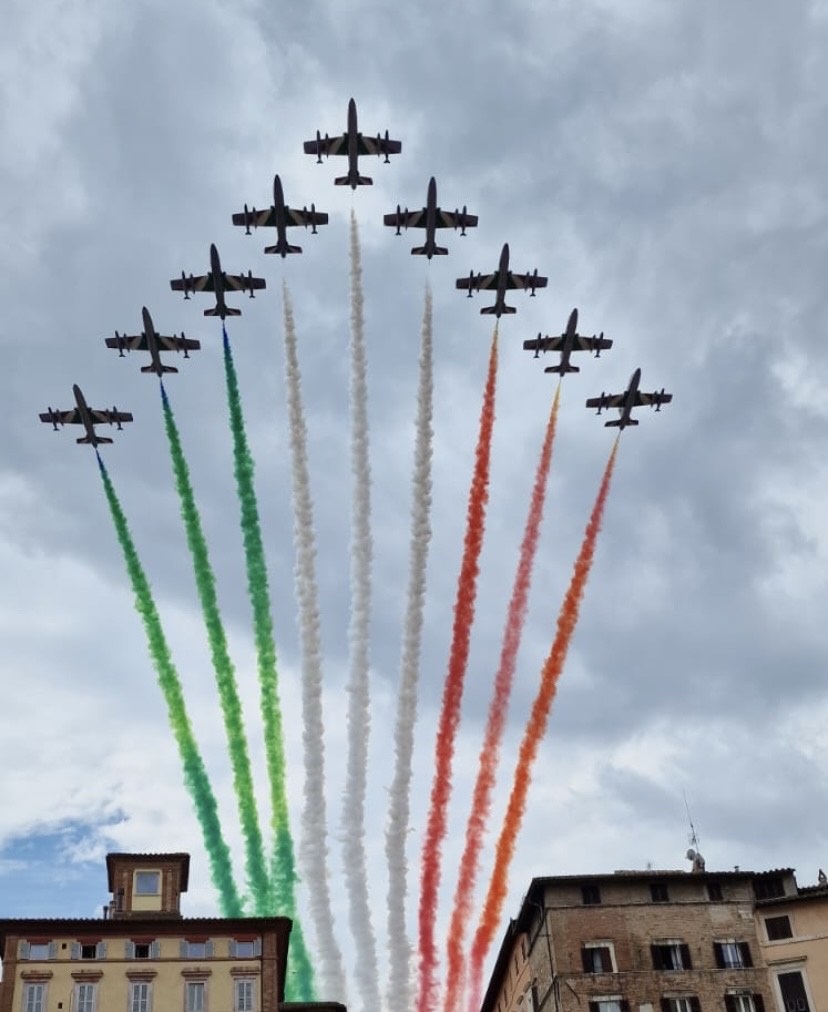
75,982 -> 96,1012
650,882 -> 670,903
23,983 -> 47,1012
764,915 -> 793,942
581,941 -> 616,973
714,941 -> 752,969
234,979 -> 255,1012
660,998 -> 701,1012
706,882 -> 723,902
581,883 -> 602,906
651,941 -> 692,971
185,982 -> 206,1012
134,871 -> 161,896
130,982 -> 152,1012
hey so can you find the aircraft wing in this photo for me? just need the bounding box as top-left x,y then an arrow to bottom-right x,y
232,208 -> 277,229
456,272 -> 496,292
286,207 -> 330,228
90,408 -> 134,425
506,272 -> 548,291
303,135 -> 347,157
634,390 -> 673,408
523,335 -> 564,354
105,334 -> 148,352
170,273 -> 216,294
357,134 -> 402,157
436,209 -> 479,230
383,208 -> 427,229
39,408 -> 82,425
576,334 -> 613,353
224,273 -> 267,293
586,393 -> 625,410
158,335 -> 201,354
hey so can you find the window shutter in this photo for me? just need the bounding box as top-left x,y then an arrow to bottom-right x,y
690,998 -> 701,1012
680,944 -> 692,970
724,997 -> 736,1012
651,944 -> 663,970
752,996 -> 765,1012
205,941 -> 213,958
588,1002 -> 599,1012
48,942 -> 57,959
150,941 -> 160,959
253,938 -> 261,957
19,941 -> 30,959
229,940 -> 237,958
660,1000 -> 670,1012
581,948 -> 593,972
126,941 -> 135,959
620,1001 -> 630,1012
713,943 -> 725,969
181,940 -> 188,958
739,942 -> 752,967
71,943 -> 81,960
97,942 -> 107,959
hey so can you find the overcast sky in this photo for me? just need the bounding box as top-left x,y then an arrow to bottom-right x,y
2,0 -> 828,1005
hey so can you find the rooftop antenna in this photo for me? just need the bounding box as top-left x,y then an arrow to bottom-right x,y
684,792 -> 705,872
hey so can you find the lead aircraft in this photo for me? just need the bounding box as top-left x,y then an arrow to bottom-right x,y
39,384 -> 133,446
303,97 -> 402,189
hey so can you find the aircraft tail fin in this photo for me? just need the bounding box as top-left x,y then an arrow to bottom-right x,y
141,363 -> 178,374
264,242 -> 302,256
77,435 -> 113,445
412,245 -> 448,256
204,306 -> 242,317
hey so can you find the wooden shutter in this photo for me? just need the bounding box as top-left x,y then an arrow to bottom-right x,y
738,942 -> 752,967
690,998 -> 701,1012
97,942 -> 107,959
581,948 -> 593,972
126,941 -> 135,959
588,1002 -> 599,1012
48,943 -> 57,959
713,943 -> 725,969
724,997 -> 736,1012
150,941 -> 160,959
71,943 -> 81,960
205,941 -> 213,958
253,938 -> 261,957
651,944 -> 664,969
660,999 -> 670,1012
752,996 -> 765,1012
620,1001 -> 630,1012
229,940 -> 237,958
180,940 -> 188,958
19,942 -> 30,959
680,944 -> 692,970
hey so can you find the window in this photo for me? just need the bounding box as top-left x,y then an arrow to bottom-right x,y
588,999 -> 628,1012
754,876 -> 785,900
81,944 -> 97,960
707,882 -> 723,901
23,984 -> 46,1012
134,871 -> 161,895
230,939 -> 259,958
765,915 -> 793,941
75,984 -> 96,1012
130,983 -> 151,1012
581,884 -> 601,905
651,942 -> 692,971
724,994 -> 765,1012
714,942 -> 752,969
182,940 -> 213,959
186,983 -> 205,1012
127,940 -> 158,959
234,980 -> 255,1012
581,943 -> 615,973
776,971 -> 810,1012
661,999 -> 701,1012
24,942 -> 54,960
650,883 -> 670,903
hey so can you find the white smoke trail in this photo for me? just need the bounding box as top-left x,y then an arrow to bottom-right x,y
282,284 -> 348,1002
384,284 -> 434,1012
342,210 -> 381,1012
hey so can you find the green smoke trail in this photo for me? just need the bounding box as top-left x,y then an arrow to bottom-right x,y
160,382 -> 270,912
221,327 -> 315,1001
95,452 -> 243,917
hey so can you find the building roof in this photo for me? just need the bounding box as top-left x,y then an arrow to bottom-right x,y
106,853 -> 191,891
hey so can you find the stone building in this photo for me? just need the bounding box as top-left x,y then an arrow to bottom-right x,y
0,852 -> 344,1012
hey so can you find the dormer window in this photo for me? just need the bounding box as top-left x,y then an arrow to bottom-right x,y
135,871 -> 161,895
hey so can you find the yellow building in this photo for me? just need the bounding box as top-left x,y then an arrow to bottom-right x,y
755,871 -> 828,1012
0,853 -> 344,1012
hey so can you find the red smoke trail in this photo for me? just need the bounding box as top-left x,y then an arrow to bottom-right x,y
442,384 -> 561,1012
466,438 -> 620,1012
417,329 -> 499,1012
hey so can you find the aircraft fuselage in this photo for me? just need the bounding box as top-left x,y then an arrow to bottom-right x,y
493,242 -> 511,316
617,367 -> 642,428
73,383 -> 101,445
141,306 -> 164,375
346,97 -> 360,189
272,174 -> 289,251
424,176 -> 438,254
209,243 -> 228,316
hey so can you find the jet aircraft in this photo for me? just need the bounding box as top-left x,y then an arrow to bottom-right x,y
231,174 -> 329,257
105,307 -> 201,375
456,243 -> 547,316
39,384 -> 133,446
170,243 -> 266,318
586,368 -> 672,429
303,97 -> 402,189
383,176 -> 478,258
523,308 -> 613,373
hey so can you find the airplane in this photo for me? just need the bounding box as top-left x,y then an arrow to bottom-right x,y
39,384 -> 133,446
231,174 -> 329,257
382,176 -> 478,258
523,308 -> 613,374
170,243 -> 266,318
586,367 -> 672,429
456,243 -> 547,317
303,97 -> 402,189
105,307 -> 201,376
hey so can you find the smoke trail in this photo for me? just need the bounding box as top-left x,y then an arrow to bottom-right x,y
160,382 -> 270,912
342,210 -> 381,1012
466,439 -> 620,1011
95,452 -> 242,916
418,329 -> 499,1012
443,383 -> 561,1012
281,284 -> 348,1000
385,284 -> 435,1012
221,327 -> 315,1001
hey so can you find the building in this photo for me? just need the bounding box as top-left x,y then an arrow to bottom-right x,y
754,868 -> 828,1012
0,852 -> 344,1012
480,867 -> 781,1012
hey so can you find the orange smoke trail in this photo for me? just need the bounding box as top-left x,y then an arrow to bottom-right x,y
442,384 -> 561,1012
466,438 -> 619,1012
417,329 -> 499,1012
